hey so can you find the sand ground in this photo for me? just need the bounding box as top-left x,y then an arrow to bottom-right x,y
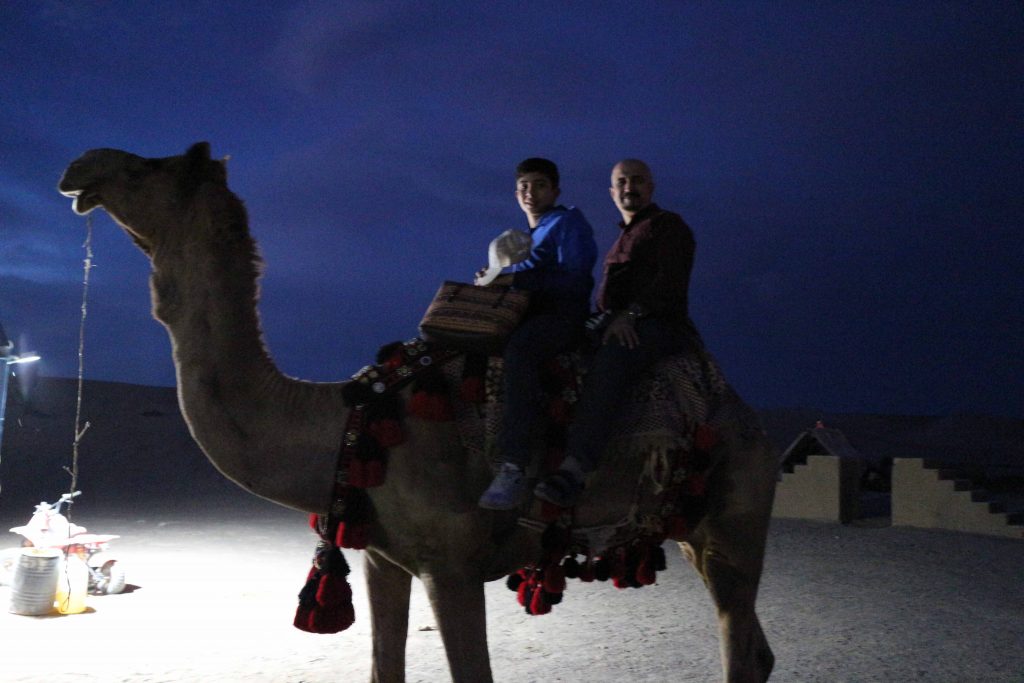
1,498 -> 1022,683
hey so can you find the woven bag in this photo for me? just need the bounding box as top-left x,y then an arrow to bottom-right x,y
419,281 -> 530,354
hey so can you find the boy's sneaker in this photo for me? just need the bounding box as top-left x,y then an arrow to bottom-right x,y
534,469 -> 585,508
478,463 -> 527,510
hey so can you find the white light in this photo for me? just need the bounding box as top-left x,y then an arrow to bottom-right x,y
7,353 -> 40,365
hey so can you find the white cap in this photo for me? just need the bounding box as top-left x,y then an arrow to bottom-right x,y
475,228 -> 533,286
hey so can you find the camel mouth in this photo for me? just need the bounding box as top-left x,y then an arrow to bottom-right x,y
59,187 -> 102,215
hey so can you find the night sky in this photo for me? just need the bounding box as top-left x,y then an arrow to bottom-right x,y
2,2 -> 1021,418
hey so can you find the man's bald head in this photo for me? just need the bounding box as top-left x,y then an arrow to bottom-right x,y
610,159 -> 655,220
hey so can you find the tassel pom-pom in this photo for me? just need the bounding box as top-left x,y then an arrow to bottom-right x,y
348,458 -> 386,488
316,574 -> 353,607
506,573 -> 525,592
335,522 -> 370,550
294,602 -> 356,634
543,565 -> 566,594
517,581 -> 532,608
636,560 -> 657,586
610,550 -> 627,581
529,588 -> 551,615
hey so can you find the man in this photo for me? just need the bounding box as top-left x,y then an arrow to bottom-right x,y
533,159 -> 701,507
478,158 -> 597,510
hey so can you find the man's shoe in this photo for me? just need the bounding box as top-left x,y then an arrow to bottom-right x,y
479,463 -> 527,510
534,469 -> 584,508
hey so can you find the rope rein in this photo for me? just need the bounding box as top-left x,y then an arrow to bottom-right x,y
65,214 -> 94,524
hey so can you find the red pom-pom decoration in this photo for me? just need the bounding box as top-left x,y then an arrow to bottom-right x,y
348,458 -> 386,488
543,565 -> 566,594
529,588 -> 552,615
335,522 -> 369,550
316,574 -> 353,607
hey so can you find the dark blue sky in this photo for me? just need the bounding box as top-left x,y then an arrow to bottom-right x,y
2,1 -> 1021,418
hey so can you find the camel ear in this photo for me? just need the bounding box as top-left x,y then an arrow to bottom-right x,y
185,142 -> 211,161
179,142 -> 225,195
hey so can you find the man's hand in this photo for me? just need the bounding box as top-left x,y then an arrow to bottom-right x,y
602,312 -> 639,349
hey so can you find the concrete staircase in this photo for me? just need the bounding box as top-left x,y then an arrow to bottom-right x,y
773,454 -> 861,524
892,458 -> 1024,539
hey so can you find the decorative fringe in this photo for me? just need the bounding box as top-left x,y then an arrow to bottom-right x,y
294,539 -> 356,634
505,430 -> 713,616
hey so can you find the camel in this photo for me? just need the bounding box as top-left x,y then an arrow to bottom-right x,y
59,142 -> 778,682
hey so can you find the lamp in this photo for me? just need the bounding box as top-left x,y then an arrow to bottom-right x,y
0,321 -> 41,465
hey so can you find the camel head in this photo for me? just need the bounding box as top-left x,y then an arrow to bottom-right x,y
59,142 -> 228,255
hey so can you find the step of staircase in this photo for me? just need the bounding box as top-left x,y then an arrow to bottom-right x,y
892,458 -> 1024,539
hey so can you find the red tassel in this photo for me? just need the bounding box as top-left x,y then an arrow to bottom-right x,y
408,391 -> 454,421
306,603 -> 356,633
529,588 -> 551,615
308,513 -> 320,532
348,458 -> 385,488
517,580 -> 531,607
578,562 -> 595,583
294,605 -> 316,632
367,419 -> 404,448
609,548 -> 627,580
636,558 -> 657,586
460,376 -> 485,403
695,424 -> 718,451
316,574 -> 353,607
336,522 -> 369,550
543,565 -> 566,594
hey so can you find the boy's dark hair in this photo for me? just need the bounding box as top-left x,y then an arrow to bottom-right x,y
516,158 -> 559,188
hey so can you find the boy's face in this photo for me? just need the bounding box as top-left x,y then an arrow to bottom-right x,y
515,171 -> 559,220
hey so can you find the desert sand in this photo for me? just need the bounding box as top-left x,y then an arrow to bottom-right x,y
1,378 -> 1022,682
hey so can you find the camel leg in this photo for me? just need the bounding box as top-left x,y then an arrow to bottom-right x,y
420,571 -> 493,683
365,550 -> 413,683
681,539 -> 774,683
679,427 -> 777,682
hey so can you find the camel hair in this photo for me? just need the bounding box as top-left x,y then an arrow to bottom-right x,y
59,142 -> 778,683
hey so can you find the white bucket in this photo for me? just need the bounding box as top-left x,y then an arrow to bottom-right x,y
8,548 -> 61,616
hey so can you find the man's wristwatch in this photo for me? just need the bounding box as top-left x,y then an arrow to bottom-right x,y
623,304 -> 645,320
